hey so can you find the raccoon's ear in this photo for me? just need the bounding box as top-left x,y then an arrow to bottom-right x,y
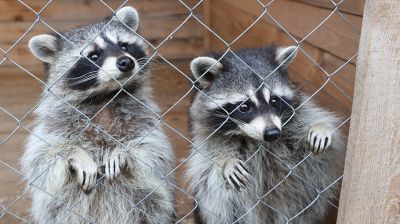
275,46 -> 298,69
190,57 -> 223,88
116,6 -> 139,31
28,34 -> 59,63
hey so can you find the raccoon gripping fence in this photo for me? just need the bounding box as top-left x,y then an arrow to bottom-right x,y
0,0 -> 373,223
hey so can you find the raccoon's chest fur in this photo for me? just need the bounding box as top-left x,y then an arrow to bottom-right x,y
46,96 -> 155,151
237,139 -> 334,220
92,107 -> 114,131
80,106 -> 130,149
242,140 -> 303,186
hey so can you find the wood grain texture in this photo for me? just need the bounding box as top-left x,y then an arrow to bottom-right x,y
0,19 -> 203,46
0,0 -> 200,21
220,0 -> 362,61
289,0 -> 365,16
0,0 -> 204,61
337,0 -> 400,223
202,0 -> 212,52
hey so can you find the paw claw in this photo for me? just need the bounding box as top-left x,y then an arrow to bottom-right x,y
68,149 -> 97,193
307,123 -> 332,154
104,152 -> 126,181
223,159 -> 251,191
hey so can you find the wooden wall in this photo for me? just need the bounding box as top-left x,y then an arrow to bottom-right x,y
0,0 -> 203,70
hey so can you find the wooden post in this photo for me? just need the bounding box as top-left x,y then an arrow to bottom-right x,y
337,0 -> 400,223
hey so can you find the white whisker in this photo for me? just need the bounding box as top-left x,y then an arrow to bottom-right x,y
65,71 -> 98,80
70,75 -> 98,85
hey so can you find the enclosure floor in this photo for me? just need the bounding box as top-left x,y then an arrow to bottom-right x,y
0,60 -> 196,223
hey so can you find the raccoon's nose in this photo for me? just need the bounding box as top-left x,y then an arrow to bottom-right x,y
264,128 -> 281,141
117,56 -> 135,72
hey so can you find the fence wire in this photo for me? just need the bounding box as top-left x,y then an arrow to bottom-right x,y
0,0 -> 359,223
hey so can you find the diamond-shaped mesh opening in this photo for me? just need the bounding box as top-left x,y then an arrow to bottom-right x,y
0,157 -> 30,222
0,0 -> 363,223
300,12 -> 361,62
1,191 -> 31,223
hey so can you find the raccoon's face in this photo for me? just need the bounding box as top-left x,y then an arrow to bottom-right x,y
190,46 -> 298,142
28,7 -> 148,97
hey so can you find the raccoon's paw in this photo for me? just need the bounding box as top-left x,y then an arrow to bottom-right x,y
308,123 -> 332,154
68,148 -> 97,194
223,159 -> 251,191
103,152 -> 127,181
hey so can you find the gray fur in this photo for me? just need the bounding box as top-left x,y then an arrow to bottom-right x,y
22,6 -> 175,224
186,46 -> 345,224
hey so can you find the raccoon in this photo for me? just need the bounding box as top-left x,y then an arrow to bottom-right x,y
186,46 -> 345,224
21,6 -> 175,224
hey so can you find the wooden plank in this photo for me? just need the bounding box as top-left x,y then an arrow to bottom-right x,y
289,0 -> 365,16
208,0 -> 354,117
337,0 -> 400,223
219,0 -> 362,61
0,0 -> 200,22
0,18 -> 203,45
155,37 -> 204,60
202,0 -> 212,52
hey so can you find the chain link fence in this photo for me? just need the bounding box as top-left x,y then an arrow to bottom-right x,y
0,0 -> 360,223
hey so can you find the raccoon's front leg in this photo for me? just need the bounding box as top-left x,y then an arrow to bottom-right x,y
223,158 -> 251,191
307,122 -> 333,154
68,147 -> 98,193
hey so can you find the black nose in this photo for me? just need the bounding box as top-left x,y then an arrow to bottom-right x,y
117,56 -> 135,72
264,128 -> 281,141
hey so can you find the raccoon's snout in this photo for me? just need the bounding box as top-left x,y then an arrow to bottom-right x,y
264,128 -> 280,141
117,56 -> 135,72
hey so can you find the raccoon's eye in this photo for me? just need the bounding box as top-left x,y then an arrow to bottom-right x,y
238,103 -> 251,113
88,52 -> 100,61
120,43 -> 128,51
270,97 -> 280,108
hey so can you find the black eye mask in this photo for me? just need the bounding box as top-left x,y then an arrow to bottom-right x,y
66,56 -> 102,91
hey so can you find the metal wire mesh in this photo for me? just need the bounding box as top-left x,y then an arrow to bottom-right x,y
0,0 -> 360,223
